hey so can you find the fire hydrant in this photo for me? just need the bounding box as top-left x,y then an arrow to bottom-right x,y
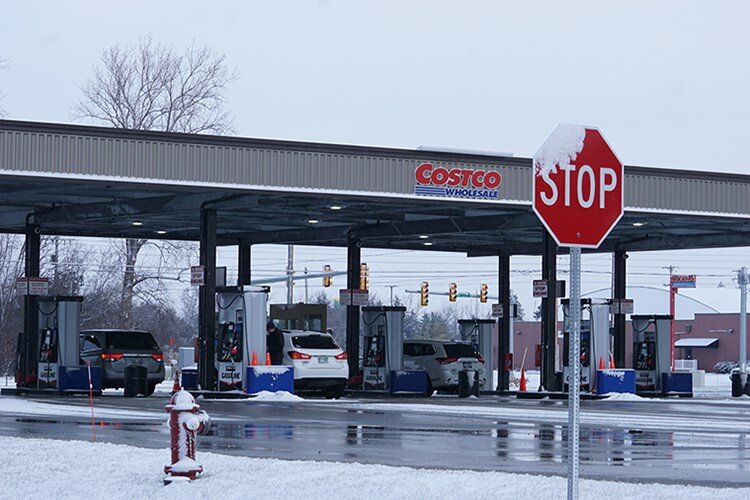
164,390 -> 211,484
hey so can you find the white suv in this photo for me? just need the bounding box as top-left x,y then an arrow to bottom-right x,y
403,340 -> 485,395
281,330 -> 349,399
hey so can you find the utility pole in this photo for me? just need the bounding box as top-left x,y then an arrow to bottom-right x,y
663,265 -> 678,371
286,245 -> 294,304
739,267 -> 748,376
386,285 -> 397,306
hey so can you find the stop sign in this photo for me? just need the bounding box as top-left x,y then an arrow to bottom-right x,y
532,124 -> 623,248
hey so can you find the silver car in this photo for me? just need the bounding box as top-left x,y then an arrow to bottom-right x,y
80,329 -> 165,395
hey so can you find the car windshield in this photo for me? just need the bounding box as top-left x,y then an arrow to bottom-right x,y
104,331 -> 159,351
443,344 -> 479,358
292,335 -> 339,350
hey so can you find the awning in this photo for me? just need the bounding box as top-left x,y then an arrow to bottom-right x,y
675,338 -> 719,348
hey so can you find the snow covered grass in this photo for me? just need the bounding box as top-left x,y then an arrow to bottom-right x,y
2,436 -> 747,499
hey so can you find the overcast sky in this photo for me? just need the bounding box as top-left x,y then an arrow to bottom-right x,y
1,1 -> 749,316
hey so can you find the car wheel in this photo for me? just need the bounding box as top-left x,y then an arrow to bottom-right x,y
146,383 -> 156,396
425,378 -> 435,397
323,384 -> 346,399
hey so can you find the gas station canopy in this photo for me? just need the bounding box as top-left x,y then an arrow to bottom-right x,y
1,119 -> 749,254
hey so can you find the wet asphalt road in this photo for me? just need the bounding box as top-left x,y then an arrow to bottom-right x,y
1,393 -> 750,487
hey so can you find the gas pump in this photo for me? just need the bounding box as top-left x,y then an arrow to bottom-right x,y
561,299 -> 610,392
37,327 -> 58,389
36,296 -> 94,392
215,286 -> 268,392
458,319 -> 494,391
361,306 -> 405,390
632,315 -> 672,393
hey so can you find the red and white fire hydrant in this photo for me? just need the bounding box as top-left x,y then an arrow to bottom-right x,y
164,390 -> 211,484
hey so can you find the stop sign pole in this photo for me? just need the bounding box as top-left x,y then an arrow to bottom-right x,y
532,124 -> 624,500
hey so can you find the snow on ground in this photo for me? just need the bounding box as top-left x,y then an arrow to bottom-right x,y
249,390 -> 304,402
347,400 -> 750,433
0,396 -> 165,420
2,436 -> 747,500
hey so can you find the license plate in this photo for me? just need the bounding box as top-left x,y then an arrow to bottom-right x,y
463,362 -> 473,369
318,356 -> 329,364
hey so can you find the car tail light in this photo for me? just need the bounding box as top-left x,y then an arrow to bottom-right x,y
151,353 -> 164,362
437,357 -> 458,365
477,356 -> 485,364
101,352 -> 124,361
335,352 -> 348,360
288,351 -> 312,360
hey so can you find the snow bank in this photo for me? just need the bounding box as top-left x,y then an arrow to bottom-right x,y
250,390 -> 304,402
1,437 -> 746,499
601,393 -> 649,402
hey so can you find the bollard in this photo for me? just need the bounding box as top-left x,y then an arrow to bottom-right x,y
164,390 -> 211,484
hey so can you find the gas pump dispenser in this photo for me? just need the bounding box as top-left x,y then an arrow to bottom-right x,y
36,296 -> 93,392
215,286 -> 268,392
561,299 -> 610,392
632,315 -> 672,393
361,306 -> 405,390
458,319 -> 494,391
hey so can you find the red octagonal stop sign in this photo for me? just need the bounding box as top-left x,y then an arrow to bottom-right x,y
532,124 -> 623,248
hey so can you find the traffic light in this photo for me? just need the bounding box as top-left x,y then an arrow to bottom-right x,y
322,264 -> 332,287
420,281 -> 429,306
359,263 -> 369,291
448,282 -> 457,302
479,283 -> 488,303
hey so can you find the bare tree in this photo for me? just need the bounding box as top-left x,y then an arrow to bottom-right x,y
0,55 -> 8,117
73,36 -> 236,133
73,36 -> 235,330
0,235 -> 24,374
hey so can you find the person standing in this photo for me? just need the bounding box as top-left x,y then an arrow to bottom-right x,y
266,321 -> 285,365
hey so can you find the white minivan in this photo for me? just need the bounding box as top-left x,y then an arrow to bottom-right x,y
403,340 -> 485,395
281,330 -> 349,399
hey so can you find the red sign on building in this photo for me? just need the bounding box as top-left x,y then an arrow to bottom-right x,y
532,125 -> 624,248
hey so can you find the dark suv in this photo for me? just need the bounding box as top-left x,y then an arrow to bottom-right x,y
80,329 -> 165,395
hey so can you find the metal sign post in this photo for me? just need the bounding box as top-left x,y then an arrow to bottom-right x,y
567,247 -> 581,500
532,124 -> 624,500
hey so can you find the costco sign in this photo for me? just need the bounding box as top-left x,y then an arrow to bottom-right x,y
414,162 -> 502,200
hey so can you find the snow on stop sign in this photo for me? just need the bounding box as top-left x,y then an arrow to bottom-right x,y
532,124 -> 623,248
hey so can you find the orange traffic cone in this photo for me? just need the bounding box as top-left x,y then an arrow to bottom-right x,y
599,356 -> 605,370
251,350 -> 258,366
266,352 -> 271,366
519,367 -> 527,392
609,355 -> 616,369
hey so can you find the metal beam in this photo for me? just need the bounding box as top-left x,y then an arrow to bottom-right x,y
613,250 -> 627,368
497,254 -> 511,391
238,244 -> 252,286
21,220 -> 40,387
607,231 -> 750,252
346,235 -> 361,377
37,193 -> 259,225
198,208 -> 217,391
244,211 -> 540,246
540,231 -> 558,391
